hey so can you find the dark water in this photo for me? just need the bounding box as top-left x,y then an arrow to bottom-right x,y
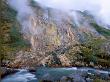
36,67 -> 78,80
36,67 -> 110,81
1,67 -> 110,82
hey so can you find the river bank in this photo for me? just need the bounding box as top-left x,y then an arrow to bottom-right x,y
1,66 -> 110,79
1,67 -> 19,78
1,67 -> 110,82
36,67 -> 110,82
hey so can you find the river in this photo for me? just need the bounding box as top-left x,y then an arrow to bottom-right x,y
1,67 -> 110,82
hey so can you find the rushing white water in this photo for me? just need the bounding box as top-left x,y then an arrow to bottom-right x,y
1,69 -> 38,82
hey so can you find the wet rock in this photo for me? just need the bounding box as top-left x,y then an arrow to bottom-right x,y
1,67 -> 18,78
28,68 -> 36,73
60,76 -> 73,82
75,61 -> 81,66
41,73 -> 54,82
60,76 -> 67,81
68,74 -> 86,82
78,70 -> 88,77
100,73 -> 110,80
89,62 -> 94,67
87,70 -> 96,75
40,80 -> 52,82
27,79 -> 37,82
94,66 -> 99,69
86,78 -> 93,82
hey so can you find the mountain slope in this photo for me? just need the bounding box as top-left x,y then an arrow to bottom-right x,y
1,0 -> 110,68
0,0 -> 29,64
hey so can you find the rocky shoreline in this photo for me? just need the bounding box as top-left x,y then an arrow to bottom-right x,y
36,67 -> 110,82
1,65 -> 109,79
1,66 -> 110,82
1,67 -> 19,78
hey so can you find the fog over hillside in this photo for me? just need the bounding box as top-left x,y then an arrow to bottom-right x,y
35,0 -> 110,27
1,1 -> 110,81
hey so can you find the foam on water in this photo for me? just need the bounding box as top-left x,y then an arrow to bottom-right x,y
1,69 -> 38,82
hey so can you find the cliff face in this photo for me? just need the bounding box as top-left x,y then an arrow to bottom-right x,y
15,2 -> 79,52
12,0 -> 105,51
1,0 -> 110,68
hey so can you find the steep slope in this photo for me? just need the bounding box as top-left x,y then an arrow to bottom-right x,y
0,0 -> 29,64
2,0 -> 110,68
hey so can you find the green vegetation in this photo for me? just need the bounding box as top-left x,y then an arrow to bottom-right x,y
0,0 -> 29,64
80,46 -> 97,63
0,0 -> 110,68
66,34 -> 110,67
91,23 -> 110,37
10,26 -> 29,49
80,36 -> 110,66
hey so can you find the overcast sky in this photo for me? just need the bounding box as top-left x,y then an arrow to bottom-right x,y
35,0 -> 110,25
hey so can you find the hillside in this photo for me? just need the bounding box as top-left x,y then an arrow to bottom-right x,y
0,0 -> 29,64
1,0 -> 110,69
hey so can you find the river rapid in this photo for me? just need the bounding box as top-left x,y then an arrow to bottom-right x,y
1,67 -> 110,82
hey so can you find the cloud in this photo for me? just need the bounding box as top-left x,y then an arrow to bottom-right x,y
35,0 -> 110,25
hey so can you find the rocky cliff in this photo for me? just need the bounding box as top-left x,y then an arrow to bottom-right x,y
1,0 -> 110,68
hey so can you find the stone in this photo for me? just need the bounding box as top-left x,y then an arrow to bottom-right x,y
75,62 -> 81,66
58,54 -> 71,66
1,67 -> 18,78
41,73 -> 54,81
86,78 -> 93,82
68,74 -> 86,82
100,73 -> 110,80
60,76 -> 68,82
89,62 -> 94,67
